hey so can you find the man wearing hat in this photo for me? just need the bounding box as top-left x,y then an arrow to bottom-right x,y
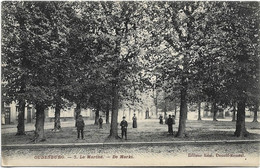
120,116 -> 128,140
76,115 -> 85,139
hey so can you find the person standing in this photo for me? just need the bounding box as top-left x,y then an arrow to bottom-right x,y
167,115 -> 173,135
98,116 -> 103,129
159,115 -> 163,124
132,114 -> 137,128
120,116 -> 128,140
145,108 -> 149,119
76,115 -> 85,139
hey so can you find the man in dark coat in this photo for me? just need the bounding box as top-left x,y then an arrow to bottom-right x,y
98,116 -> 103,129
120,116 -> 128,140
132,114 -> 137,128
76,115 -> 85,139
167,115 -> 173,135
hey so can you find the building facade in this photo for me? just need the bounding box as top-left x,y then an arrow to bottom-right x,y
2,102 -> 36,125
2,101 -> 97,125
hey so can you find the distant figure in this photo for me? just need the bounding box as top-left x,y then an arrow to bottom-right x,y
159,115 -> 163,124
167,115 -> 173,135
98,116 -> 103,129
132,114 -> 137,128
145,108 -> 149,119
120,116 -> 128,140
76,115 -> 85,139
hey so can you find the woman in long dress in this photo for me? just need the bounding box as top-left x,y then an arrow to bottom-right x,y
132,114 -> 137,128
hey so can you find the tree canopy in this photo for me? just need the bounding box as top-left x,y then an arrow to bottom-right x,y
2,1 -> 259,140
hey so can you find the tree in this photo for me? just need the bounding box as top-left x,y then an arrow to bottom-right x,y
105,102 -> 110,124
144,2 -> 214,137
252,102 -> 259,123
93,2 -> 147,139
47,3 -> 74,131
2,2 -> 29,135
200,2 -> 259,137
197,102 -> 202,120
231,103 -> 237,122
220,2 -> 259,137
2,1 -> 74,141
63,2 -> 104,126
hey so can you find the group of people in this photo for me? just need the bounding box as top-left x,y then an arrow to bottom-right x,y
75,114 -> 138,140
75,113 -> 175,140
120,113 -> 137,140
159,114 -> 176,135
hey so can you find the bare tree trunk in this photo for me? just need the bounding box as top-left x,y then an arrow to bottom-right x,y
34,103 -> 46,142
156,105 -> 158,117
252,101 -> 259,122
153,87 -> 158,117
174,101 -> 177,117
109,81 -> 120,139
75,104 -> 81,127
94,104 -> 100,125
16,100 -> 26,135
212,101 -> 218,121
16,79 -> 26,135
198,102 -> 202,120
164,91 -> 167,118
54,103 -> 61,131
176,80 -> 188,137
234,99 -> 249,137
27,107 -> 32,123
164,109 -> 167,119
204,103 -> 209,117
106,103 -> 110,124
232,104 -> 236,122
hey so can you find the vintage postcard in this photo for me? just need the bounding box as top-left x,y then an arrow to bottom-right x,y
1,1 -> 260,166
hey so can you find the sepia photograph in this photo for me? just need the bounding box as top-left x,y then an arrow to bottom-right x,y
1,1 -> 260,166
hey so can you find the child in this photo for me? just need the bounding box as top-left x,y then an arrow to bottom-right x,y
120,116 -> 128,140
76,115 -> 85,139
98,116 -> 103,129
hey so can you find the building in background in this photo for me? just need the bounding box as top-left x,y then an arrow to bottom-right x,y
2,102 -> 97,125
2,101 -> 36,125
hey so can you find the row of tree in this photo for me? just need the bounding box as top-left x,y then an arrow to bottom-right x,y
143,1 -> 259,137
2,2 -> 259,141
